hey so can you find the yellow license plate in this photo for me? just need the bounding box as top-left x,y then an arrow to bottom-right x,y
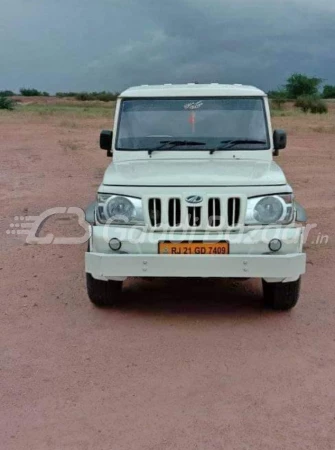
158,241 -> 229,255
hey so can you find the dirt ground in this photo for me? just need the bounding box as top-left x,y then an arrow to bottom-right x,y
1,100 -> 335,450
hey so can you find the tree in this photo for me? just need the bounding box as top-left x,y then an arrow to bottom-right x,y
20,88 -> 43,96
0,90 -> 16,97
285,73 -> 323,99
323,85 -> 335,99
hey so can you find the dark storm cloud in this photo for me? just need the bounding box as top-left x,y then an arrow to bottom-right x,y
0,0 -> 335,93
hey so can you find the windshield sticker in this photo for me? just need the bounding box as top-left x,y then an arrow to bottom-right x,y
184,101 -> 203,110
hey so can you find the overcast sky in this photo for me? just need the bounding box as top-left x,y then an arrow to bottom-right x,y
1,0 -> 335,93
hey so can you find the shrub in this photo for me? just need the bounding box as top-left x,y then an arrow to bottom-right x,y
295,96 -> 313,113
56,92 -> 78,98
268,89 -> 288,109
323,85 -> 335,99
0,90 -> 16,97
74,91 -> 119,101
310,99 -> 328,114
20,88 -> 44,96
75,92 -> 91,101
0,96 -> 15,110
56,91 -> 119,101
95,91 -> 119,102
295,95 -> 328,114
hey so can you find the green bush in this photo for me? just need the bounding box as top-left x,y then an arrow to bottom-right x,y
55,91 -> 119,101
0,96 -> 15,110
20,88 -> 47,96
56,92 -> 78,98
75,92 -> 91,101
323,85 -> 335,99
0,90 -> 16,97
74,91 -> 119,101
295,96 -> 312,113
295,95 -> 328,114
310,99 -> 328,114
268,89 -> 288,109
95,92 -> 119,102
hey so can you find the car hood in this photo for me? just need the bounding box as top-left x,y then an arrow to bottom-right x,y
102,159 -> 287,187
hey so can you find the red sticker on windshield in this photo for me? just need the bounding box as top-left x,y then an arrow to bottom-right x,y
188,111 -> 196,132
188,112 -> 196,124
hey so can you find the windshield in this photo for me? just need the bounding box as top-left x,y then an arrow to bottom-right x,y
116,97 -> 270,151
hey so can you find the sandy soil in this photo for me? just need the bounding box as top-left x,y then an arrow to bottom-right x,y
1,103 -> 335,450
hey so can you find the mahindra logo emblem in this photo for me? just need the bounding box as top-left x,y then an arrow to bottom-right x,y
186,195 -> 203,204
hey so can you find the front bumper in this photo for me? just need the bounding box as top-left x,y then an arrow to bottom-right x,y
86,225 -> 306,281
86,252 -> 306,280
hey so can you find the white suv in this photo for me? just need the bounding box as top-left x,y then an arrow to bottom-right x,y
85,84 -> 307,310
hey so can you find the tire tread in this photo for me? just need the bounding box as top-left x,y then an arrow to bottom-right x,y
86,273 -> 122,307
263,278 -> 301,311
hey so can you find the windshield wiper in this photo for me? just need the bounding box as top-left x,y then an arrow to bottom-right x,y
209,139 -> 267,155
148,140 -> 205,156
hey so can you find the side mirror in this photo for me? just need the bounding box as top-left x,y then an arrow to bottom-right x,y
100,130 -> 113,157
273,129 -> 287,156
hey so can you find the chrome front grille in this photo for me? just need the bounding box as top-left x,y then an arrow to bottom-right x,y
147,196 -> 243,230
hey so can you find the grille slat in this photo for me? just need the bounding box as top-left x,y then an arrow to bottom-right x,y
208,198 -> 221,227
148,198 -> 162,227
188,206 -> 201,227
168,198 -> 181,227
227,197 -> 241,227
153,199 -> 158,226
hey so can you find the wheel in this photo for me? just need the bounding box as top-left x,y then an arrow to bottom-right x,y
262,277 -> 301,311
86,273 -> 122,307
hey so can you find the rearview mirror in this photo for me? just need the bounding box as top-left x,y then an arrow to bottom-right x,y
273,129 -> 287,156
100,130 -> 113,157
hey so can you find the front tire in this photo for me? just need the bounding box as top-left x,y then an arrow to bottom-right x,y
86,273 -> 122,307
262,277 -> 301,311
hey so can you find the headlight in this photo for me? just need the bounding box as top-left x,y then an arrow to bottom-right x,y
245,194 -> 294,225
96,194 -> 144,225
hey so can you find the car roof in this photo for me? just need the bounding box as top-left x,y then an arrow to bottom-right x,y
119,83 -> 266,98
